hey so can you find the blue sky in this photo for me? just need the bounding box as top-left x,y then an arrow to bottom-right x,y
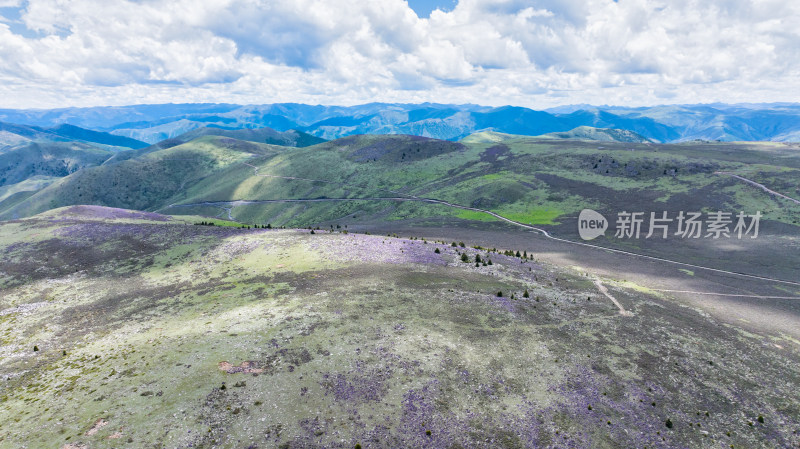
407,0 -> 457,17
0,0 -> 798,109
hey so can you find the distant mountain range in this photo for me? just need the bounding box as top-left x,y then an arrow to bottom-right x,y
2,102 -> 800,144
0,121 -> 149,150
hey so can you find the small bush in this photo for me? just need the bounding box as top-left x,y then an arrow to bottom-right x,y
523,290 -> 529,298
434,248 -> 441,254
497,291 -> 503,297
461,253 -> 470,262
33,345 -> 39,352
757,415 -> 764,423
665,418 -> 673,429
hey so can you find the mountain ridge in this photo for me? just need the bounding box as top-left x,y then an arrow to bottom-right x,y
3,102 -> 800,145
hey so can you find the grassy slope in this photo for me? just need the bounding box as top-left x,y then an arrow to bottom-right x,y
156,135 -> 800,229
0,136 -> 286,219
4,134 -> 799,280
0,207 -> 797,448
104,126 -> 325,165
0,141 -> 113,188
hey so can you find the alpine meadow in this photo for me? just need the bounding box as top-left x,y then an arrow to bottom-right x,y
1,1 -> 799,449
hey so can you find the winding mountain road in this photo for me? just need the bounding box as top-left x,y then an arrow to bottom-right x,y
716,171 -> 800,205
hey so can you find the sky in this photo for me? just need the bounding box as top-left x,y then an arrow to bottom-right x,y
0,0 -> 799,109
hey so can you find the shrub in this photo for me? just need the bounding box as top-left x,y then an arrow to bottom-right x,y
33,345 -> 39,352
461,253 -> 470,262
487,259 -> 493,265
757,415 -> 764,423
523,290 -> 530,298
459,242 -> 465,248
475,254 -> 482,263
497,291 -> 503,297
665,418 -> 673,429
515,250 -> 521,257
434,248 -> 441,254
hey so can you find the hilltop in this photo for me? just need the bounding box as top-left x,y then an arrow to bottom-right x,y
0,205 -> 797,448
462,127 -> 653,144
536,126 -> 653,143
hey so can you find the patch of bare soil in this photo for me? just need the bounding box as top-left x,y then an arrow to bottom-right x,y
218,361 -> 264,374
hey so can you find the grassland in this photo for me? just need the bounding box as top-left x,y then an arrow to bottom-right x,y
1,206 -> 798,448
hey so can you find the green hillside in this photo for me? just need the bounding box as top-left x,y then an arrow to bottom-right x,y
3,134 -> 800,282
0,136 -> 284,219
536,126 -> 653,143
5,134 -> 800,232
0,142 -> 113,187
105,126 -> 325,164
462,126 -> 652,144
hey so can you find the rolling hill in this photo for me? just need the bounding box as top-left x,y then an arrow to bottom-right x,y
0,136 -> 286,219
1,205 -> 797,448
3,132 -> 799,285
0,141 -> 113,188
463,127 -> 653,144
535,126 -> 653,143
103,126 -> 325,164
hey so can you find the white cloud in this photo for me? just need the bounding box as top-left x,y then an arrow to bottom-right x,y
0,0 -> 798,108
